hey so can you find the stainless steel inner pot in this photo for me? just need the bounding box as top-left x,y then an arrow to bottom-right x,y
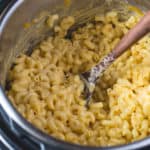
0,0 -> 150,150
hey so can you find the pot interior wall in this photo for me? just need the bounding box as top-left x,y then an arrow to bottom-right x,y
0,0 -> 150,87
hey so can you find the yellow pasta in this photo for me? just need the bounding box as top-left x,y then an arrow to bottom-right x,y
7,11 -> 150,146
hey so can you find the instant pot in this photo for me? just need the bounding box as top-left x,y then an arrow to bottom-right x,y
0,0 -> 150,150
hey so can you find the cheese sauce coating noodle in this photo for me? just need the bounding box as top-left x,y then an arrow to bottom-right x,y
7,11 -> 150,146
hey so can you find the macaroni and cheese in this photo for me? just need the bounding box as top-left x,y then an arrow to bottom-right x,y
7,11 -> 150,146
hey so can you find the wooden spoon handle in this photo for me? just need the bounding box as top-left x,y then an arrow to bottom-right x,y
81,11 -> 150,85
112,11 -> 150,58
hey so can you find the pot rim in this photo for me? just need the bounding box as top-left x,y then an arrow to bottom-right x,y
0,1 -> 150,149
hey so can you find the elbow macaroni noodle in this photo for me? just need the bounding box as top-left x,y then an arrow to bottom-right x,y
7,11 -> 150,146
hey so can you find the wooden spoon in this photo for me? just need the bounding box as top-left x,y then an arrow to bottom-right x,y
80,11 -> 150,106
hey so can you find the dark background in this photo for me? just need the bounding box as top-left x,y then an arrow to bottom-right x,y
0,0 -> 11,13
